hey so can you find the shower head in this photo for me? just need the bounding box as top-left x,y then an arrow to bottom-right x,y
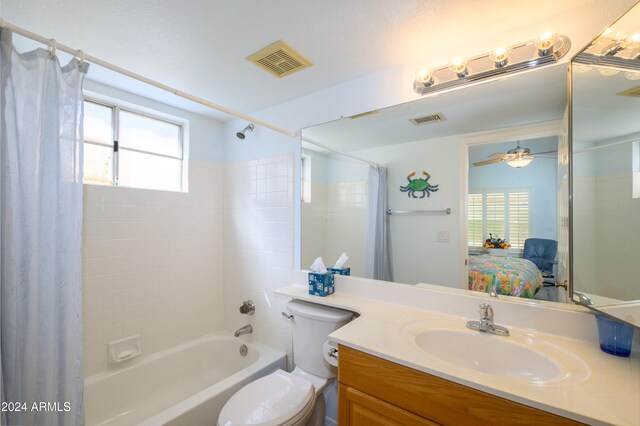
236,123 -> 254,140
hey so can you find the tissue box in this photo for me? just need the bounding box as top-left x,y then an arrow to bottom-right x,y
308,272 -> 335,297
328,267 -> 350,276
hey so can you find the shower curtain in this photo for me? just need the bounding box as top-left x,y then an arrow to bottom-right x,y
1,29 -> 88,425
365,166 -> 393,281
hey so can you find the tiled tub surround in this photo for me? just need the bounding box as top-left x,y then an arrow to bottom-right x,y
82,161 -> 224,376
277,273 -> 640,425
222,154 -> 296,363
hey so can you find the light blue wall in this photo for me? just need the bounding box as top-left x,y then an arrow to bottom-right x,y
468,137 -> 558,241
574,141 -> 633,177
84,80 -> 226,164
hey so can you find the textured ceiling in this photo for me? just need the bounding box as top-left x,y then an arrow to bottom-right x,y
0,0 -> 635,120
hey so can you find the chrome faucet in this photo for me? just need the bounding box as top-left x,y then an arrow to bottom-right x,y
466,303 -> 509,336
234,324 -> 253,337
574,291 -> 594,307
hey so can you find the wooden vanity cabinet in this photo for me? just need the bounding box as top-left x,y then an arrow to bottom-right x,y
337,345 -> 583,426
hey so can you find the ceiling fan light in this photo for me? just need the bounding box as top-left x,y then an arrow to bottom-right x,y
506,158 -> 533,168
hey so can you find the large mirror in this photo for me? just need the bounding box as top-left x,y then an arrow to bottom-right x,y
571,3 -> 640,326
301,64 -> 570,303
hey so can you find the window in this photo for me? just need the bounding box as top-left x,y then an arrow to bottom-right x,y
468,189 -> 531,248
83,99 -> 185,192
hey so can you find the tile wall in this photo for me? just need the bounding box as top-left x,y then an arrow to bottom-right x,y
573,173 -> 640,300
300,180 -> 368,276
222,154 -> 295,360
325,181 -> 368,276
82,160 -> 224,376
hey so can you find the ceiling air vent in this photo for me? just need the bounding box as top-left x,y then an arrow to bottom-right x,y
618,85 -> 640,97
246,40 -> 312,78
409,112 -> 446,126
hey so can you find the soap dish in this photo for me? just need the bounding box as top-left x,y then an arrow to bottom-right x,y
108,335 -> 142,364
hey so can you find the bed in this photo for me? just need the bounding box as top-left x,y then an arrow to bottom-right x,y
468,254 -> 543,299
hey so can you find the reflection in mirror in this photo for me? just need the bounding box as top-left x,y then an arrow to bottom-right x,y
301,65 -> 569,305
571,2 -> 640,327
467,137 -> 561,302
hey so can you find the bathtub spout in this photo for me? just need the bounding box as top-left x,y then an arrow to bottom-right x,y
234,324 -> 253,337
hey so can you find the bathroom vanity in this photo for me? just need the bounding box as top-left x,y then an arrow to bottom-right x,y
338,345 -> 580,425
276,273 -> 640,426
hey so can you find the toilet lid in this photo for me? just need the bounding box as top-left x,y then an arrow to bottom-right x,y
218,369 -> 314,426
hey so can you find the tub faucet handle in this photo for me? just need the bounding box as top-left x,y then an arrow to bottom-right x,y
239,300 -> 255,315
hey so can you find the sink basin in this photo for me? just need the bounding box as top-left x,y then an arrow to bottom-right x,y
415,329 -> 562,382
403,320 -> 589,384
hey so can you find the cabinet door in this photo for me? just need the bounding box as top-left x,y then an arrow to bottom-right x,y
339,384 -> 440,426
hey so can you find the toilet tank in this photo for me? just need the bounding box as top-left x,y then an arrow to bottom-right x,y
287,300 -> 353,378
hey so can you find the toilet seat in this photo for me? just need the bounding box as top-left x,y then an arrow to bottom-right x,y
218,370 -> 315,426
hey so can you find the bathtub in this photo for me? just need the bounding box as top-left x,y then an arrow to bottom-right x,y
84,331 -> 286,426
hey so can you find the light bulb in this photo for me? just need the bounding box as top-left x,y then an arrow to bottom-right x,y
415,68 -> 434,88
536,30 -> 559,56
599,68 -> 619,76
625,71 -> 640,80
448,56 -> 469,78
490,44 -> 511,68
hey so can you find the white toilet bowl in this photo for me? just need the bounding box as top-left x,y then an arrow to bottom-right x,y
217,368 -> 331,426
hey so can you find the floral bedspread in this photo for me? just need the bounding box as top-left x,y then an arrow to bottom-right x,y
468,255 -> 542,299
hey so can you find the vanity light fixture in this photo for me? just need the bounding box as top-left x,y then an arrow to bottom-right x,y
413,32 -> 571,96
575,26 -> 640,71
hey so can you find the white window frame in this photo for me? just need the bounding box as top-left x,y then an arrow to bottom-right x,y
83,92 -> 190,192
467,187 -> 532,250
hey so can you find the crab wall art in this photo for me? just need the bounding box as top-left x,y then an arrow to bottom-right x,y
400,171 -> 439,198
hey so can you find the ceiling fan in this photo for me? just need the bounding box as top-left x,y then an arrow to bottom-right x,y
472,142 -> 557,168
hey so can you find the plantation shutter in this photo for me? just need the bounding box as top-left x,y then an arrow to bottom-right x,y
508,191 -> 530,248
467,189 -> 531,249
468,193 -> 484,246
485,193 -> 505,238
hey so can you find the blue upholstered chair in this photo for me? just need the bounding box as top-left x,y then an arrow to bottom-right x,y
523,238 -> 557,285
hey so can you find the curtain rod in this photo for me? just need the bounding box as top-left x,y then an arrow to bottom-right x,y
0,18 -> 296,138
301,137 -> 382,168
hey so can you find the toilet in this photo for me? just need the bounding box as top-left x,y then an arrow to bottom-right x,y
218,300 -> 353,426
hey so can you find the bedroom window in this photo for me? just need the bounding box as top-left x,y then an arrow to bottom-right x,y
83,98 -> 186,192
468,189 -> 531,248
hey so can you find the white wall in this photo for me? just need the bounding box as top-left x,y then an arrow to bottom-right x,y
353,136 -> 462,287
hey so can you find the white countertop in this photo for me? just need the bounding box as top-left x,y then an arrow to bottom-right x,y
275,277 -> 640,426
